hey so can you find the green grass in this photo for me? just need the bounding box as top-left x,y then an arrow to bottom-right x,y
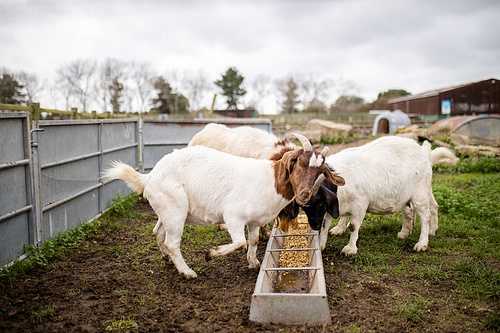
31,304 -> 55,323
390,298 -> 432,323
324,160 -> 500,330
104,316 -> 138,331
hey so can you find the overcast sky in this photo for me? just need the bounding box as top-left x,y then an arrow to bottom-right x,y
1,0 -> 500,114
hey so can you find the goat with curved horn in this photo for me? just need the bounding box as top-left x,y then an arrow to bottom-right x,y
289,133 -> 312,151
311,174 -> 326,195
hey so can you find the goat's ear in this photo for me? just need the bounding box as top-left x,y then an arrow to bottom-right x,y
278,149 -> 303,185
286,201 -> 300,220
276,159 -> 289,186
324,188 -> 340,219
322,165 -> 345,186
283,149 -> 303,172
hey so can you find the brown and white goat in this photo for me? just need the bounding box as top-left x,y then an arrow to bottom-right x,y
104,134 -> 345,278
188,123 -> 298,235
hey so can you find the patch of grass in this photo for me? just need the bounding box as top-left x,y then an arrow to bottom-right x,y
104,316 -> 138,331
390,298 -> 431,323
102,194 -> 139,218
411,265 -> 450,281
106,245 -> 123,257
31,304 -> 55,323
486,311 -> 500,331
320,135 -> 355,144
452,260 -> 500,299
434,156 -> 500,174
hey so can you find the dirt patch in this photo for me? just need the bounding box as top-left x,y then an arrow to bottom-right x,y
0,197 -> 497,332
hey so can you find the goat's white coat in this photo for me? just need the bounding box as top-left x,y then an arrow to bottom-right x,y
188,123 -> 297,236
320,136 -> 439,254
104,145 -> 310,278
188,123 -> 295,159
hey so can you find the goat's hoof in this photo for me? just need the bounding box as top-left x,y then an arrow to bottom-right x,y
397,231 -> 410,239
248,261 -> 261,269
341,246 -> 357,256
182,270 -> 198,279
413,243 -> 428,252
205,251 -> 213,261
330,228 -> 344,236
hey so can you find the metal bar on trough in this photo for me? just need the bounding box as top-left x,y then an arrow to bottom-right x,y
249,217 -> 331,326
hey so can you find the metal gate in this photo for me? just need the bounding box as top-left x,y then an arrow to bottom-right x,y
34,119 -> 139,241
1,114 -> 271,266
141,119 -> 272,173
0,112 -> 36,266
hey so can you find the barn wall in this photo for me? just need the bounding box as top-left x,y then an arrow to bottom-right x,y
390,79 -> 499,116
440,79 -> 500,115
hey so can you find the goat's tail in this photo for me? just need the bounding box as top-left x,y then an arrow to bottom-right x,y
430,147 -> 460,167
103,161 -> 146,194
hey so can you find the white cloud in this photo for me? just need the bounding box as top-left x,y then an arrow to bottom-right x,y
1,0 -> 499,113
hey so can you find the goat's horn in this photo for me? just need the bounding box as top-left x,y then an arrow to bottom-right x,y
311,174 -> 326,195
320,146 -> 329,157
290,133 -> 312,151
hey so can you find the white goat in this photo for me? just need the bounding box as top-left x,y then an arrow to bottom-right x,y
104,134 -> 345,278
188,123 -> 298,235
188,123 -> 296,160
319,136 -> 456,255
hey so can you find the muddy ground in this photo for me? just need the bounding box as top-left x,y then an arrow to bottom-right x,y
1,195 -> 497,333
1,139 -> 498,332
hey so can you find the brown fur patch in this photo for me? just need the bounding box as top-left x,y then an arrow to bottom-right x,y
269,146 -> 296,161
274,138 -> 290,149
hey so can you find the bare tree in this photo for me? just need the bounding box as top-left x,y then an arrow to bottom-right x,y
98,58 -> 129,113
247,74 -> 271,114
56,59 -> 97,112
182,70 -> 211,112
276,76 -> 300,114
298,73 -> 334,112
16,71 -> 43,105
130,61 -> 155,114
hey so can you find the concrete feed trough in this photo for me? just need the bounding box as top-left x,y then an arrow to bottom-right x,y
249,220 -> 331,326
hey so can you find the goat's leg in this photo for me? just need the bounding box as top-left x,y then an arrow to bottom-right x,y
319,213 -> 333,251
247,225 -> 261,269
148,192 -> 196,278
398,203 -> 415,239
206,222 -> 247,261
260,224 -> 271,240
429,193 -> 439,236
330,216 -> 349,236
411,179 -> 433,252
413,201 -> 431,252
340,213 -> 365,256
153,219 -> 171,262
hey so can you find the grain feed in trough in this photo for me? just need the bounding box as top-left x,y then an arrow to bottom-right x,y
249,214 -> 331,326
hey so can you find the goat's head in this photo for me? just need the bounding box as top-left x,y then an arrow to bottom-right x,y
287,174 -> 340,230
274,133 -> 345,206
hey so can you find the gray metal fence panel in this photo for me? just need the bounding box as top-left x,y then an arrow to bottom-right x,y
141,119 -> 272,173
1,116 -> 271,266
35,119 -> 139,241
0,111 -> 34,266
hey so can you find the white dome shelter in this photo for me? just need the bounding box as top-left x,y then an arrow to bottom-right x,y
372,110 -> 411,136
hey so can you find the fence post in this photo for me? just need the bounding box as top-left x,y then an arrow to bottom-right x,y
30,122 -> 44,246
31,102 -> 41,121
92,110 -> 97,119
71,107 -> 78,120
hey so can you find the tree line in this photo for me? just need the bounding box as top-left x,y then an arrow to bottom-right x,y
1,59 -> 410,115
